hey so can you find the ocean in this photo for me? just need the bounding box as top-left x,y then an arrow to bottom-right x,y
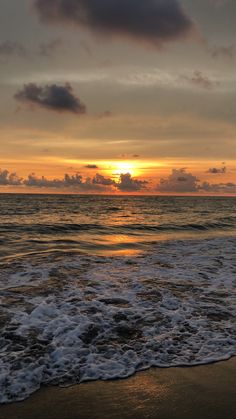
0,194 -> 236,403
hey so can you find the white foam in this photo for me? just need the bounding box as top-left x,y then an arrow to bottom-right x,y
0,237 -> 235,403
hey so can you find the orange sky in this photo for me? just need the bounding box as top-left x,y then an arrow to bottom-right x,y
0,0 -> 236,194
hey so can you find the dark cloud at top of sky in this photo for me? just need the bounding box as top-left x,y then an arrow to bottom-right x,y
34,0 -> 196,48
0,41 -> 28,58
207,166 -> 226,174
14,83 -> 86,115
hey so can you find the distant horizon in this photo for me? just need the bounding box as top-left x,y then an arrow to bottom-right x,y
1,191 -> 236,198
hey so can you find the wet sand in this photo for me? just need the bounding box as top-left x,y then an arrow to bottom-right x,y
1,358 -> 236,419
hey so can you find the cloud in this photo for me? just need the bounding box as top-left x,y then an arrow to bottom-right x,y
24,173 -> 65,188
207,166 -> 226,174
116,173 -> 148,192
182,71 -> 216,90
24,172 -> 112,192
0,41 -> 27,58
0,169 -> 22,186
33,0 -> 196,48
118,153 -> 140,159
200,182 -> 236,193
157,169 -> 199,192
14,83 -> 86,114
0,167 -> 236,195
157,168 -> 236,194
0,39 -> 66,61
92,173 -> 115,186
23,171 -> 147,192
85,164 -> 99,169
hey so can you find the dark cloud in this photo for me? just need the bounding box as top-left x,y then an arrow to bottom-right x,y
0,39 -> 66,60
116,173 -> 148,192
92,173 -> 115,186
24,173 -> 111,192
157,169 -> 199,192
1,167 -> 236,195
24,171 -> 146,192
207,166 -> 226,174
118,153 -> 140,159
14,83 -> 86,114
157,168 -> 236,194
0,41 -> 27,58
200,181 -> 236,193
34,0 -> 196,48
182,71 -> 216,90
0,169 -> 22,186
24,173 -> 65,188
85,164 -> 99,169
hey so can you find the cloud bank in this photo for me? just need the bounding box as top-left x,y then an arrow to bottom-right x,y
157,168 -> 236,194
22,171 -> 147,192
14,83 -> 86,114
0,170 -> 22,186
157,169 -> 199,193
34,0 -> 196,48
1,168 -> 235,195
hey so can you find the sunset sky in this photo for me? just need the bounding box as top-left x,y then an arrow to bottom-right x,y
0,0 -> 236,194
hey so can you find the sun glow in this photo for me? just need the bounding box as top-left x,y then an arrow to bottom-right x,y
112,161 -> 139,177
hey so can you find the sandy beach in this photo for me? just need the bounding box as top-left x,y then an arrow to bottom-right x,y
1,358 -> 236,419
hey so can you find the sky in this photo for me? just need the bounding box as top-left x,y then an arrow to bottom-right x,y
0,0 -> 236,194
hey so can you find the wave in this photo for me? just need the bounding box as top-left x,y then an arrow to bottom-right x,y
0,220 -> 235,235
0,236 -> 235,404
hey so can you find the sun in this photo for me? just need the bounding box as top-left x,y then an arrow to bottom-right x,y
113,161 -> 138,177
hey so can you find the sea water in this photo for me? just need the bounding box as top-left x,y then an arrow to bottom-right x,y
0,194 -> 235,403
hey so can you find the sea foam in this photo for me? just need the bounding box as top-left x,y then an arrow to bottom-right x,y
0,237 -> 235,403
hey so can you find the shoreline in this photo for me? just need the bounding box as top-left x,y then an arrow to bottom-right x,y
1,357 -> 236,419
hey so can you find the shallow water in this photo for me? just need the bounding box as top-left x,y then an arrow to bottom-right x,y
0,195 -> 236,403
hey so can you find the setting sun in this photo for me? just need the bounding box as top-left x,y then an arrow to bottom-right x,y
111,161 -> 139,177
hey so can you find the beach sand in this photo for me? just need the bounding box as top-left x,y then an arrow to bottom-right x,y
1,358 -> 236,419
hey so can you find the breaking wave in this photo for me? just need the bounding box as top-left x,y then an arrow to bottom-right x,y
0,237 -> 235,403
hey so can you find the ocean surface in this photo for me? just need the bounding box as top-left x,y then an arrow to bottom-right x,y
0,194 -> 236,403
